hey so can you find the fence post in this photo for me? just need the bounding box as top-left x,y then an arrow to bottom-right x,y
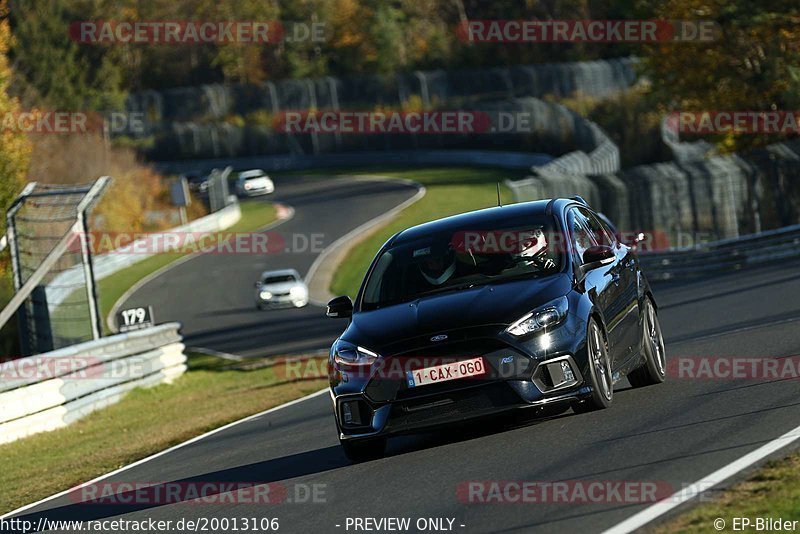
78,210 -> 102,340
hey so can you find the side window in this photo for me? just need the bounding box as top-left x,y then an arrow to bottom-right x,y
581,208 -> 616,247
568,208 -> 598,264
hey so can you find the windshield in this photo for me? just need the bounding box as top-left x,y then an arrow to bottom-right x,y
263,275 -> 297,284
240,171 -> 266,180
360,214 -> 562,310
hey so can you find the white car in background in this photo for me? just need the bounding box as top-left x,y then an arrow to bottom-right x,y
236,169 -> 275,197
255,269 -> 308,309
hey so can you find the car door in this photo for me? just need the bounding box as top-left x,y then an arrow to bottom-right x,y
567,207 -> 625,360
583,208 -> 641,362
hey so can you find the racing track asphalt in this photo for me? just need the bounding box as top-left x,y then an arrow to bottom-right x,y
119,174 -> 420,358
8,194 -> 800,533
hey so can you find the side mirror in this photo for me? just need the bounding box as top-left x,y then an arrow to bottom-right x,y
254,281 -> 262,288
326,296 -> 353,319
582,245 -> 615,267
576,245 -> 615,282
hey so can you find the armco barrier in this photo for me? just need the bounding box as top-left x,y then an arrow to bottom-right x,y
156,149 -> 553,175
127,58 -> 639,128
639,224 -> 800,281
46,200 -> 242,311
92,199 -> 241,281
509,139 -> 800,247
141,95 -> 621,165
0,323 -> 185,444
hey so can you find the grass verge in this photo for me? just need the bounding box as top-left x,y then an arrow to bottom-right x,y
98,200 -> 277,330
0,353 -> 327,515
655,452 -> 800,533
326,167 -> 526,297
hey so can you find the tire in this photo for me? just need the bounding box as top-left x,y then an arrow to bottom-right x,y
572,318 -> 613,413
628,298 -> 666,387
340,437 -> 387,462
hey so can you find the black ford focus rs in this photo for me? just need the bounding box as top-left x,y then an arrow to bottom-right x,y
326,197 -> 666,461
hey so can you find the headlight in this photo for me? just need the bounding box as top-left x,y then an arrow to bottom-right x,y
290,286 -> 307,298
259,290 -> 272,300
506,296 -> 569,337
334,342 -> 379,367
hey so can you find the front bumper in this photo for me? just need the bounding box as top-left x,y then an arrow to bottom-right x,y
257,294 -> 307,308
241,186 -> 274,196
336,380 -> 592,440
331,317 -> 591,440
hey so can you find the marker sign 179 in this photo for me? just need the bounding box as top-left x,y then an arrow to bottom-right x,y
116,306 -> 154,333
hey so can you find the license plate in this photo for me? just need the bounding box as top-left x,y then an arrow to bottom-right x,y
406,357 -> 486,388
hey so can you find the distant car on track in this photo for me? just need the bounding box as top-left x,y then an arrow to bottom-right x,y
236,169 -> 275,197
326,197 -> 666,461
255,269 -> 308,309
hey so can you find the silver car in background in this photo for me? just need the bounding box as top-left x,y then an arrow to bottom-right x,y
255,269 -> 309,309
236,169 -> 275,197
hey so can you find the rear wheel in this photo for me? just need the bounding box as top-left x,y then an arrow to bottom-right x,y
572,318 -> 613,413
340,437 -> 387,462
628,298 -> 666,387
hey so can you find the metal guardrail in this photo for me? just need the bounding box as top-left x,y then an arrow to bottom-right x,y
0,323 -> 185,444
639,224 -> 800,281
45,200 -> 242,313
157,150 -> 554,175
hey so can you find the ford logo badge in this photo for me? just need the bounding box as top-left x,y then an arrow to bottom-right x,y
430,334 -> 448,342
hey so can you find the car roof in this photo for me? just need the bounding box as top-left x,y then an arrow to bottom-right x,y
239,169 -> 267,179
391,199 -> 561,245
260,269 -> 300,279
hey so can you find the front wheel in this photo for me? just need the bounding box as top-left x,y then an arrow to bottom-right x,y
628,298 -> 666,387
340,437 -> 387,462
572,318 -> 613,413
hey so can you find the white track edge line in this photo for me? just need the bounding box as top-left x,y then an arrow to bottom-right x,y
602,422 -> 800,533
1,388 -> 327,519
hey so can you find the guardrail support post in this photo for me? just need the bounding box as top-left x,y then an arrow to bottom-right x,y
78,210 -> 102,340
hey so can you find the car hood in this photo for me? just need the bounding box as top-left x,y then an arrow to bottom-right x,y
343,275 -> 570,349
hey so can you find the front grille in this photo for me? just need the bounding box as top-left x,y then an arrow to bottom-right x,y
364,338 -> 529,403
387,382 -> 521,429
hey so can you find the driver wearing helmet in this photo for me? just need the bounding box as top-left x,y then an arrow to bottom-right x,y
513,227 -> 555,268
418,247 -> 457,286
